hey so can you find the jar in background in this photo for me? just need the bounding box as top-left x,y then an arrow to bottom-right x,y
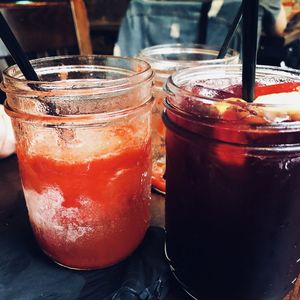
139,44 -> 239,193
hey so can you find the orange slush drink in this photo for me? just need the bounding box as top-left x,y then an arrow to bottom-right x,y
3,55 -> 154,270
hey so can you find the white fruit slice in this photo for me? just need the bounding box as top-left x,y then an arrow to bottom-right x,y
255,91 -> 300,105
254,92 -> 300,122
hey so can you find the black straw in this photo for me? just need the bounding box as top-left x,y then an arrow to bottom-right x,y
0,13 -> 59,114
0,12 -> 39,81
217,4 -> 243,59
242,0 -> 259,103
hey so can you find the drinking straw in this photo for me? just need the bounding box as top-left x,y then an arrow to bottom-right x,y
0,13 -> 59,115
241,0 -> 259,103
0,12 -> 39,81
217,4 -> 243,59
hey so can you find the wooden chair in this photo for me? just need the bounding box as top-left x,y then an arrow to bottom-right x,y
0,0 -> 92,65
0,0 -> 93,103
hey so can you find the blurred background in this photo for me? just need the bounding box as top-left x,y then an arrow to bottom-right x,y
89,0 -> 300,68
1,0 -> 300,67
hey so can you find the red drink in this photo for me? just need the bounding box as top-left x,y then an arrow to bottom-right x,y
164,65 -> 300,299
3,56 -> 154,269
18,137 -> 151,269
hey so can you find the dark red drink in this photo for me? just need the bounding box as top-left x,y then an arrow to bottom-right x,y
164,65 -> 300,300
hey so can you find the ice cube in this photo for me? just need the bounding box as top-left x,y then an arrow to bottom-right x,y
191,84 -> 236,99
223,84 -> 242,98
24,187 -> 95,243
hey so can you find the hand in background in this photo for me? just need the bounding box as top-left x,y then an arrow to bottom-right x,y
0,104 -> 15,158
275,4 -> 288,35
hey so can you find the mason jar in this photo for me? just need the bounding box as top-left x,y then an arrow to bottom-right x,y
139,43 -> 239,193
3,55 -> 154,270
164,64 -> 300,300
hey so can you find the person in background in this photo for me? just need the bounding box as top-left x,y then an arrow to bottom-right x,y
258,0 -> 294,66
208,0 -> 287,50
0,103 -> 15,158
116,0 -> 287,57
259,0 -> 287,37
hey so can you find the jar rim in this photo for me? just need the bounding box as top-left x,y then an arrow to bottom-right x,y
165,64 -> 300,109
139,43 -> 239,71
164,64 -> 300,129
2,55 -> 154,124
2,55 -> 153,96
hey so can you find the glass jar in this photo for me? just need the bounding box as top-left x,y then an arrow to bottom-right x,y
139,43 -> 239,193
2,55 -> 154,270
164,64 -> 300,300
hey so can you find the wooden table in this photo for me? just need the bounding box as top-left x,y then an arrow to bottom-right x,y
1,155 -> 300,300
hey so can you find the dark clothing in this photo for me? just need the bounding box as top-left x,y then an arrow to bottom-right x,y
116,0 -> 282,57
116,0 -> 208,56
